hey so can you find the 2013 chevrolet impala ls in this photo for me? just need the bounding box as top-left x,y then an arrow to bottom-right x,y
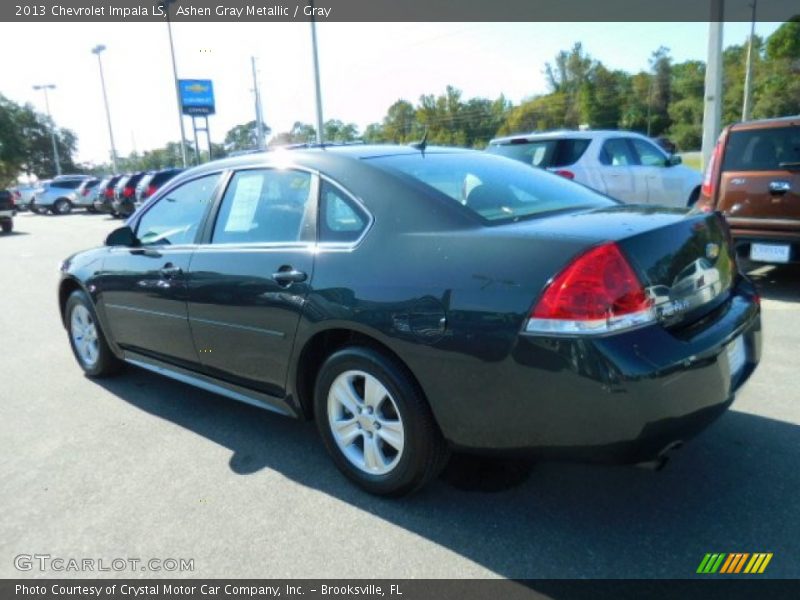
58,145 -> 761,495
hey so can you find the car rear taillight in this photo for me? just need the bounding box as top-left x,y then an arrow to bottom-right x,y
123,187 -> 133,198
82,188 -> 90,196
145,184 -> 157,198
701,138 -> 722,200
554,169 -> 575,180
105,188 -> 114,198
525,242 -> 655,335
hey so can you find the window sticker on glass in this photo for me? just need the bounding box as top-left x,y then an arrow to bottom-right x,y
224,174 -> 264,232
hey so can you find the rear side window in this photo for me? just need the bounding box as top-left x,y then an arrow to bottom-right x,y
370,152 -> 613,223
722,126 -> 800,171
488,138 -> 590,168
319,181 -> 368,243
212,169 -> 313,244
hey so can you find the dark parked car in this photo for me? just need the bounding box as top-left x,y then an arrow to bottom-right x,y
93,175 -> 123,215
698,116 -> 800,264
135,167 -> 184,207
112,171 -> 148,218
58,145 -> 762,495
0,189 -> 16,233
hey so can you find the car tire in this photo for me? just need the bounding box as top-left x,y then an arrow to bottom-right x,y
688,187 -> 700,207
314,346 -> 449,496
1,220 -> 12,233
65,290 -> 123,378
53,198 -> 72,215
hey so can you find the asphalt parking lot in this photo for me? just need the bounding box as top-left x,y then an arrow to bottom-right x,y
1,210 -> 799,579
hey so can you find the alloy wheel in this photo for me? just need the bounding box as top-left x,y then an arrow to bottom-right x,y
327,369 -> 405,476
70,305 -> 99,368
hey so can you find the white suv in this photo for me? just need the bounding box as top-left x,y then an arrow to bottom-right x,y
487,130 -> 702,208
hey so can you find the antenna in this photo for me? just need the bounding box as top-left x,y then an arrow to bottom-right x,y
409,129 -> 428,155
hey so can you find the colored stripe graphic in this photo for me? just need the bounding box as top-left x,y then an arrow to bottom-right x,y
697,553 -> 727,573
700,552 -> 773,574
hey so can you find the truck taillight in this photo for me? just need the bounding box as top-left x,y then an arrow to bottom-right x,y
525,242 -> 655,335
701,139 -> 722,200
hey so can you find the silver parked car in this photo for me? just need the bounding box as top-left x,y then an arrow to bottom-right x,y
487,130 -> 703,208
30,176 -> 89,215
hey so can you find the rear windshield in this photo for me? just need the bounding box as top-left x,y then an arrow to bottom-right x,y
368,152 -> 613,222
151,169 -> 182,185
487,138 -> 591,168
722,126 -> 800,171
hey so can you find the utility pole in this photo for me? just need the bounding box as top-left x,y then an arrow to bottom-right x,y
91,44 -> 118,172
32,84 -> 62,176
742,0 -> 757,121
701,0 -> 724,171
251,56 -> 266,151
309,1 -> 324,144
160,0 -> 188,167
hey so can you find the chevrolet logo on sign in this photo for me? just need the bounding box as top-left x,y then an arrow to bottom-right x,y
179,79 -> 215,116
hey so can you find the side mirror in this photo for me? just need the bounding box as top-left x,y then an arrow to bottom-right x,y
105,225 -> 138,247
666,155 -> 682,167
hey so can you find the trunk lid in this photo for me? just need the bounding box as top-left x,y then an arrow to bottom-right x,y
501,205 -> 736,327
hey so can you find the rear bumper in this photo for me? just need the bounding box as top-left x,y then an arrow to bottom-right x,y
419,280 -> 762,464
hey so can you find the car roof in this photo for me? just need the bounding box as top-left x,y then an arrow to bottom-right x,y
489,130 -> 650,144
729,115 -> 800,131
182,144 -> 475,176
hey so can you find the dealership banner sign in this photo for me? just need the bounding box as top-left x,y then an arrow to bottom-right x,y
5,0 -> 799,22
5,579 -> 800,600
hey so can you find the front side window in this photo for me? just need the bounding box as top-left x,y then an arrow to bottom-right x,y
600,139 -> 637,166
369,152 -> 613,223
136,174 -> 220,246
212,169 -> 313,244
631,139 -> 667,167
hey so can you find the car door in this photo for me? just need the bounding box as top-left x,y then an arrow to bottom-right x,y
186,168 -> 317,397
598,138 -> 642,203
98,173 -> 222,368
629,137 -> 685,207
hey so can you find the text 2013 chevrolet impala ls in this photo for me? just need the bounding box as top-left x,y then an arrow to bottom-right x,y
58,145 -> 761,495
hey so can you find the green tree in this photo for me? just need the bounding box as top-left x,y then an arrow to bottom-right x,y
224,120 -> 271,152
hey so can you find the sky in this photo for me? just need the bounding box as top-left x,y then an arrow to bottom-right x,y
0,20 -> 782,165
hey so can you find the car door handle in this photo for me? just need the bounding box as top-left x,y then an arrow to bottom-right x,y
769,181 -> 791,194
272,267 -> 307,286
160,263 -> 183,278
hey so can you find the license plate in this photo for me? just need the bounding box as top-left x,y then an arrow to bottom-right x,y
727,335 -> 746,378
750,243 -> 790,263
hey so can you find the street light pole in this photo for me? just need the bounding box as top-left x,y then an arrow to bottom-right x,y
251,56 -> 266,151
742,0 -> 757,122
309,1 -> 324,144
701,0 -> 725,171
32,84 -> 62,176
91,45 -> 118,172
160,0 -> 188,167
